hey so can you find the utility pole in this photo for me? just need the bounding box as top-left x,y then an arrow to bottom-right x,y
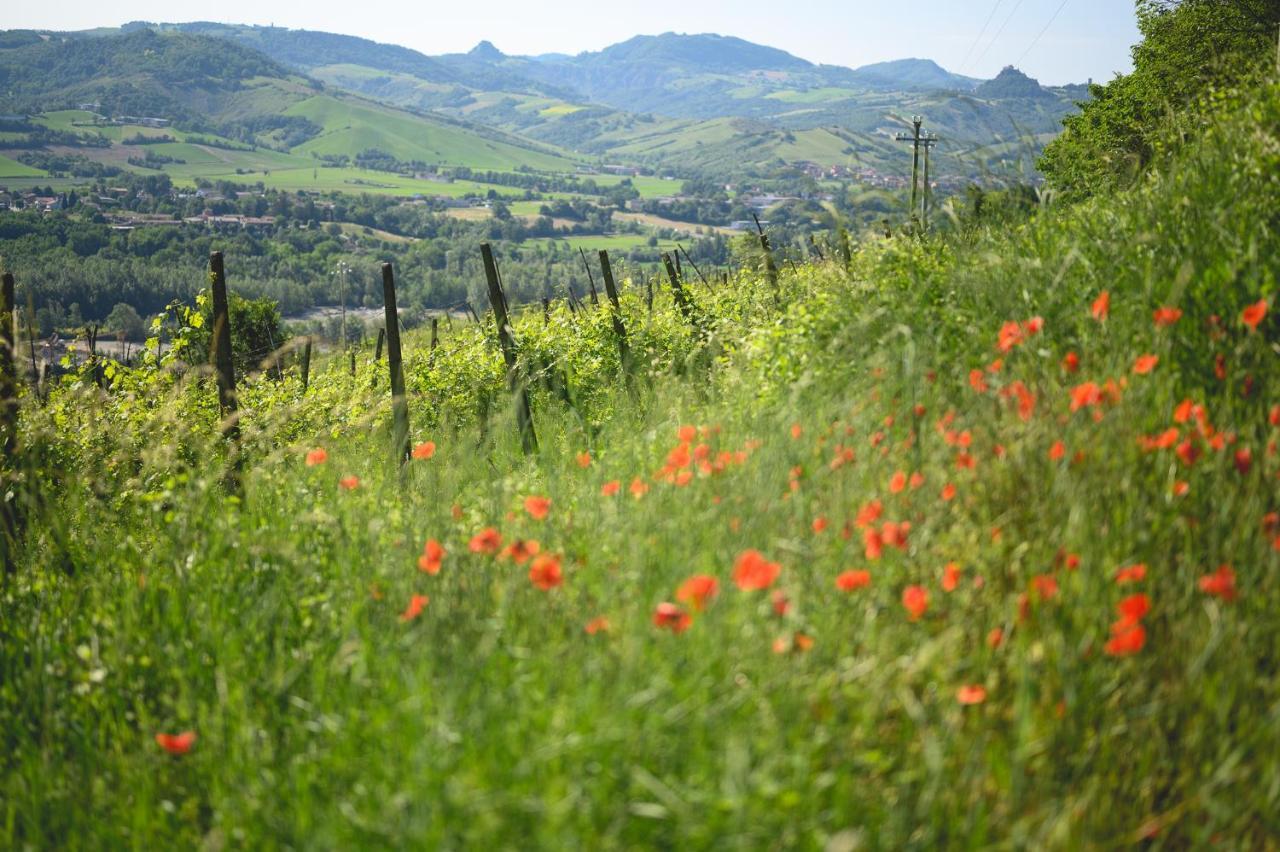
895,116 -> 924,220
920,131 -> 939,229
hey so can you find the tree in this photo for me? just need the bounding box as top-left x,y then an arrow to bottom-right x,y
104,303 -> 147,341
1039,0 -> 1280,200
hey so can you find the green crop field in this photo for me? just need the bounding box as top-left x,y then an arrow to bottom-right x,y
0,153 -> 46,178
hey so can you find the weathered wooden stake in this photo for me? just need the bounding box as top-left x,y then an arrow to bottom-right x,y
579,248 -> 600,307
209,252 -> 239,442
1,273 -> 17,458
349,349 -> 356,377
300,338 -> 312,392
430,318 -> 439,351
480,243 -> 537,454
381,263 -> 411,464
662,252 -> 697,329
752,213 -> 779,292
677,244 -> 712,289
375,327 -> 385,361
0,272 -> 16,575
597,250 -> 630,371
542,297 -> 551,325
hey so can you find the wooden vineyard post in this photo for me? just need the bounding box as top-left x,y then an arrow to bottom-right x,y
752,213 -> 779,292
480,243 -> 537,454
209,252 -> 239,442
579,248 -> 600,307
375,327 -> 385,362
677,244 -> 712,289
350,350 -> 356,377
0,273 -> 15,459
0,272 -> 16,575
381,263 -> 411,465
300,338 -> 312,392
662,252 -> 698,330
597,250 -> 631,371
430,318 -> 439,351
543,297 -> 551,325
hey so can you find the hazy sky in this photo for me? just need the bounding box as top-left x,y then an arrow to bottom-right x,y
8,0 -> 1140,85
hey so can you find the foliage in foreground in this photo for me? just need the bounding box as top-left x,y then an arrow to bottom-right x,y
1,79 -> 1279,848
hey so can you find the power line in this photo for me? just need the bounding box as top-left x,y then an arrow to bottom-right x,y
1015,0 -> 1072,70
972,0 -> 1029,71
960,0 -> 1005,73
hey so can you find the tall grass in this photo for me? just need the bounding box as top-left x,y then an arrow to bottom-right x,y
1,81 -> 1278,848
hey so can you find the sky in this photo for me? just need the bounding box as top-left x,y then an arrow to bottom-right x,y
8,0 -> 1141,85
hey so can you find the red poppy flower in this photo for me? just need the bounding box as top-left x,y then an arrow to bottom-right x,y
576,452 -> 592,468
411,441 -> 437,460
418,539 -> 446,575
1234,447 -> 1253,475
908,472 -> 925,489
863,528 -> 883,561
339,476 -> 360,491
889,471 -> 907,493
1117,593 -> 1150,625
956,685 -> 987,705
584,616 -> 611,635
790,423 -> 803,439
1198,565 -> 1237,601
1241,299 -> 1268,331
399,594 -> 429,622
1139,428 -> 1180,451
997,321 -> 1024,353
969,369 -> 989,393
1105,622 -> 1146,656
1133,354 -> 1159,375
856,500 -> 883,528
902,585 -> 928,620
1062,351 -> 1080,373
1023,316 -> 1044,335
305,448 -> 328,466
528,554 -> 563,590
987,628 -> 1004,648
1176,440 -> 1201,466
1153,306 -> 1182,327
835,569 -> 871,591
629,478 -> 649,499
733,550 -> 781,591
1091,290 -> 1110,321
502,538 -> 541,565
1115,563 -> 1147,584
941,482 -> 957,502
155,731 -> 196,755
812,516 -> 828,534
601,480 -> 621,497
1032,575 -> 1058,601
1070,382 -> 1102,412
942,562 -> 961,592
676,574 -> 720,611
652,602 -> 692,633
1049,441 -> 1066,461
771,589 -> 791,616
881,521 -> 909,550
523,496 -> 551,520
1270,404 -> 1280,427
468,527 -> 502,555
678,424 -> 698,442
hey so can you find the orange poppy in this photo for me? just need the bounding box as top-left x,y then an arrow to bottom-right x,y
969,369 -> 989,393
652,602 -> 692,633
812,516 -> 829,534
956,685 -> 987,705
1115,564 -> 1147,584
1152,306 -> 1182,327
941,482 -> 957,502
411,441 -> 437,460
629,478 -> 649,499
856,499 -> 883,528
835,569 -> 871,591
399,594 -> 429,622
584,616 -> 611,635
1032,575 -> 1058,601
1198,565 -> 1237,601
676,574 -> 720,611
677,424 -> 698,442
155,731 -> 196,755
902,585 -> 928,620
418,539 -> 446,575
1105,622 -> 1146,656
528,555 -> 563,590
576,452 -> 592,468
942,562 -> 961,592
1117,593 -> 1150,625
1048,441 -> 1066,461
1091,290 -> 1110,321
889,471 -> 907,493
1062,351 -> 1080,373
1241,299 -> 1268,331
468,527 -> 503,555
733,550 -> 781,591
501,539 -> 541,565
790,423 -> 803,440
523,495 -> 552,520
1132,354 -> 1159,375
304,448 -> 328,466
601,480 -> 621,497
771,589 -> 791,616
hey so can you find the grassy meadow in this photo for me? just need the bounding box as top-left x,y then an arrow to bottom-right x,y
1,77 -> 1279,852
